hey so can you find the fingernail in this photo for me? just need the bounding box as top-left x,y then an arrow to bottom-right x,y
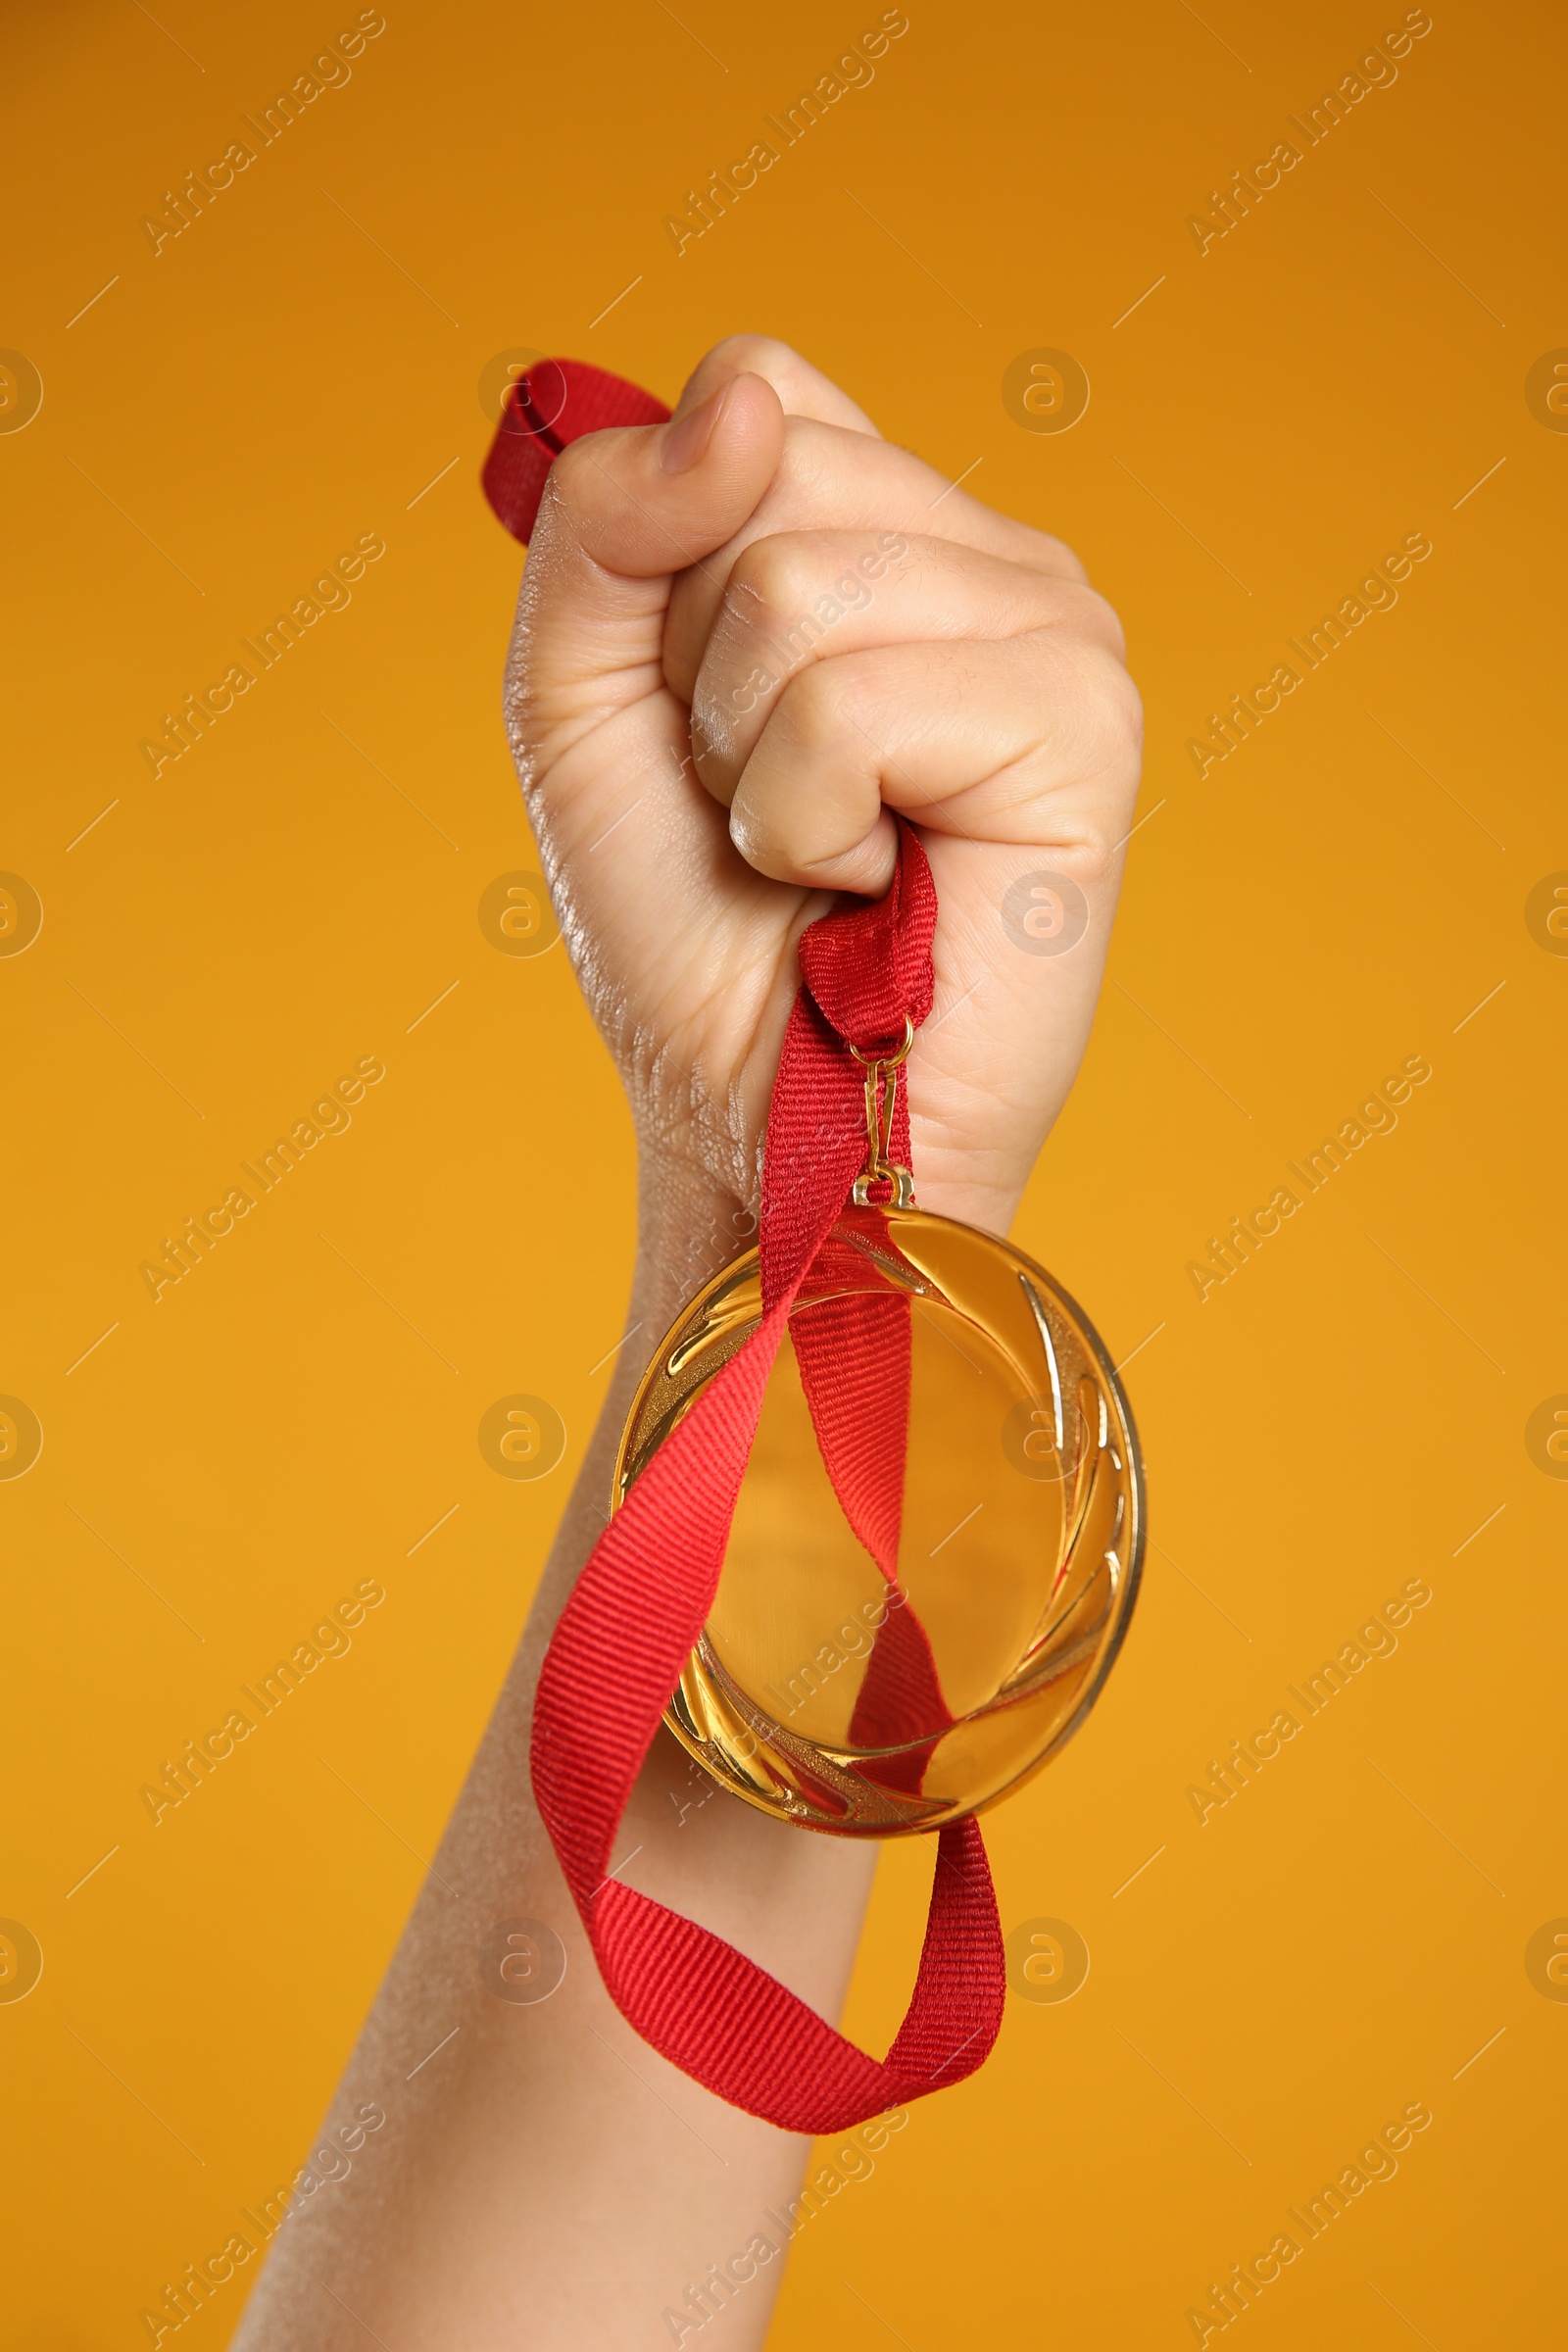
661,382 -> 729,474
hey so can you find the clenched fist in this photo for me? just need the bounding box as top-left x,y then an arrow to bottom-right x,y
236,336 -> 1145,2352
505,334 -> 1142,1242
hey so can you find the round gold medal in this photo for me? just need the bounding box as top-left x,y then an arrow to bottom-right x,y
614,1202 -> 1144,1837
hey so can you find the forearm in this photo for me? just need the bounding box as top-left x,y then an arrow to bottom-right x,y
232,1160 -> 887,2351
233,312 -> 1132,2345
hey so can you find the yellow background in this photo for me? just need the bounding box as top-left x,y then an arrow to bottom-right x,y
3,0 -> 1564,2341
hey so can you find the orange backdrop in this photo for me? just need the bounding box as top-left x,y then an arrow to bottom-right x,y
3,0 -> 1564,2342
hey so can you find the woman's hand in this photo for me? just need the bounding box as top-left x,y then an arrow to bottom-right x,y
506,334 -> 1142,1241
235,335 -> 1144,2352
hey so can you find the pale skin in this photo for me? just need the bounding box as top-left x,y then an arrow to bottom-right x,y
231,336 -> 1141,2348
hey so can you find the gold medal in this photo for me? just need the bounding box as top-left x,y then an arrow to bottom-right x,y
615,1036 -> 1144,1837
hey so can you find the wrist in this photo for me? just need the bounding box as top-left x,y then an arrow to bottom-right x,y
631,1132 -> 1030,1318
632,1152 -> 755,1333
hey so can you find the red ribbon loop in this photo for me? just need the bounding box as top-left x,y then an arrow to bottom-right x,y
481,358 -> 671,542
531,821 -> 1005,2134
795,831 -> 937,1053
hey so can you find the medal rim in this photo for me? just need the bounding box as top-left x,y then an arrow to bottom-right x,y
612,1203 -> 1146,1836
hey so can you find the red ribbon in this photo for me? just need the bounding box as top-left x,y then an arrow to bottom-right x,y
489,362 -> 1004,2131
531,825 -> 1005,2133
481,358 -> 670,541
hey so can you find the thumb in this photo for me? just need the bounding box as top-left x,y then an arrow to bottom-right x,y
515,372 -> 784,707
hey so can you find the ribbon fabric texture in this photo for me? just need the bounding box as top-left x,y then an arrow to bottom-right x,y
530,832 -> 1004,2133
495,363 -> 1005,2133
481,357 -> 670,541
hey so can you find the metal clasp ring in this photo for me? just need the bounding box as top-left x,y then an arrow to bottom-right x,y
848,1015 -> 916,1208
